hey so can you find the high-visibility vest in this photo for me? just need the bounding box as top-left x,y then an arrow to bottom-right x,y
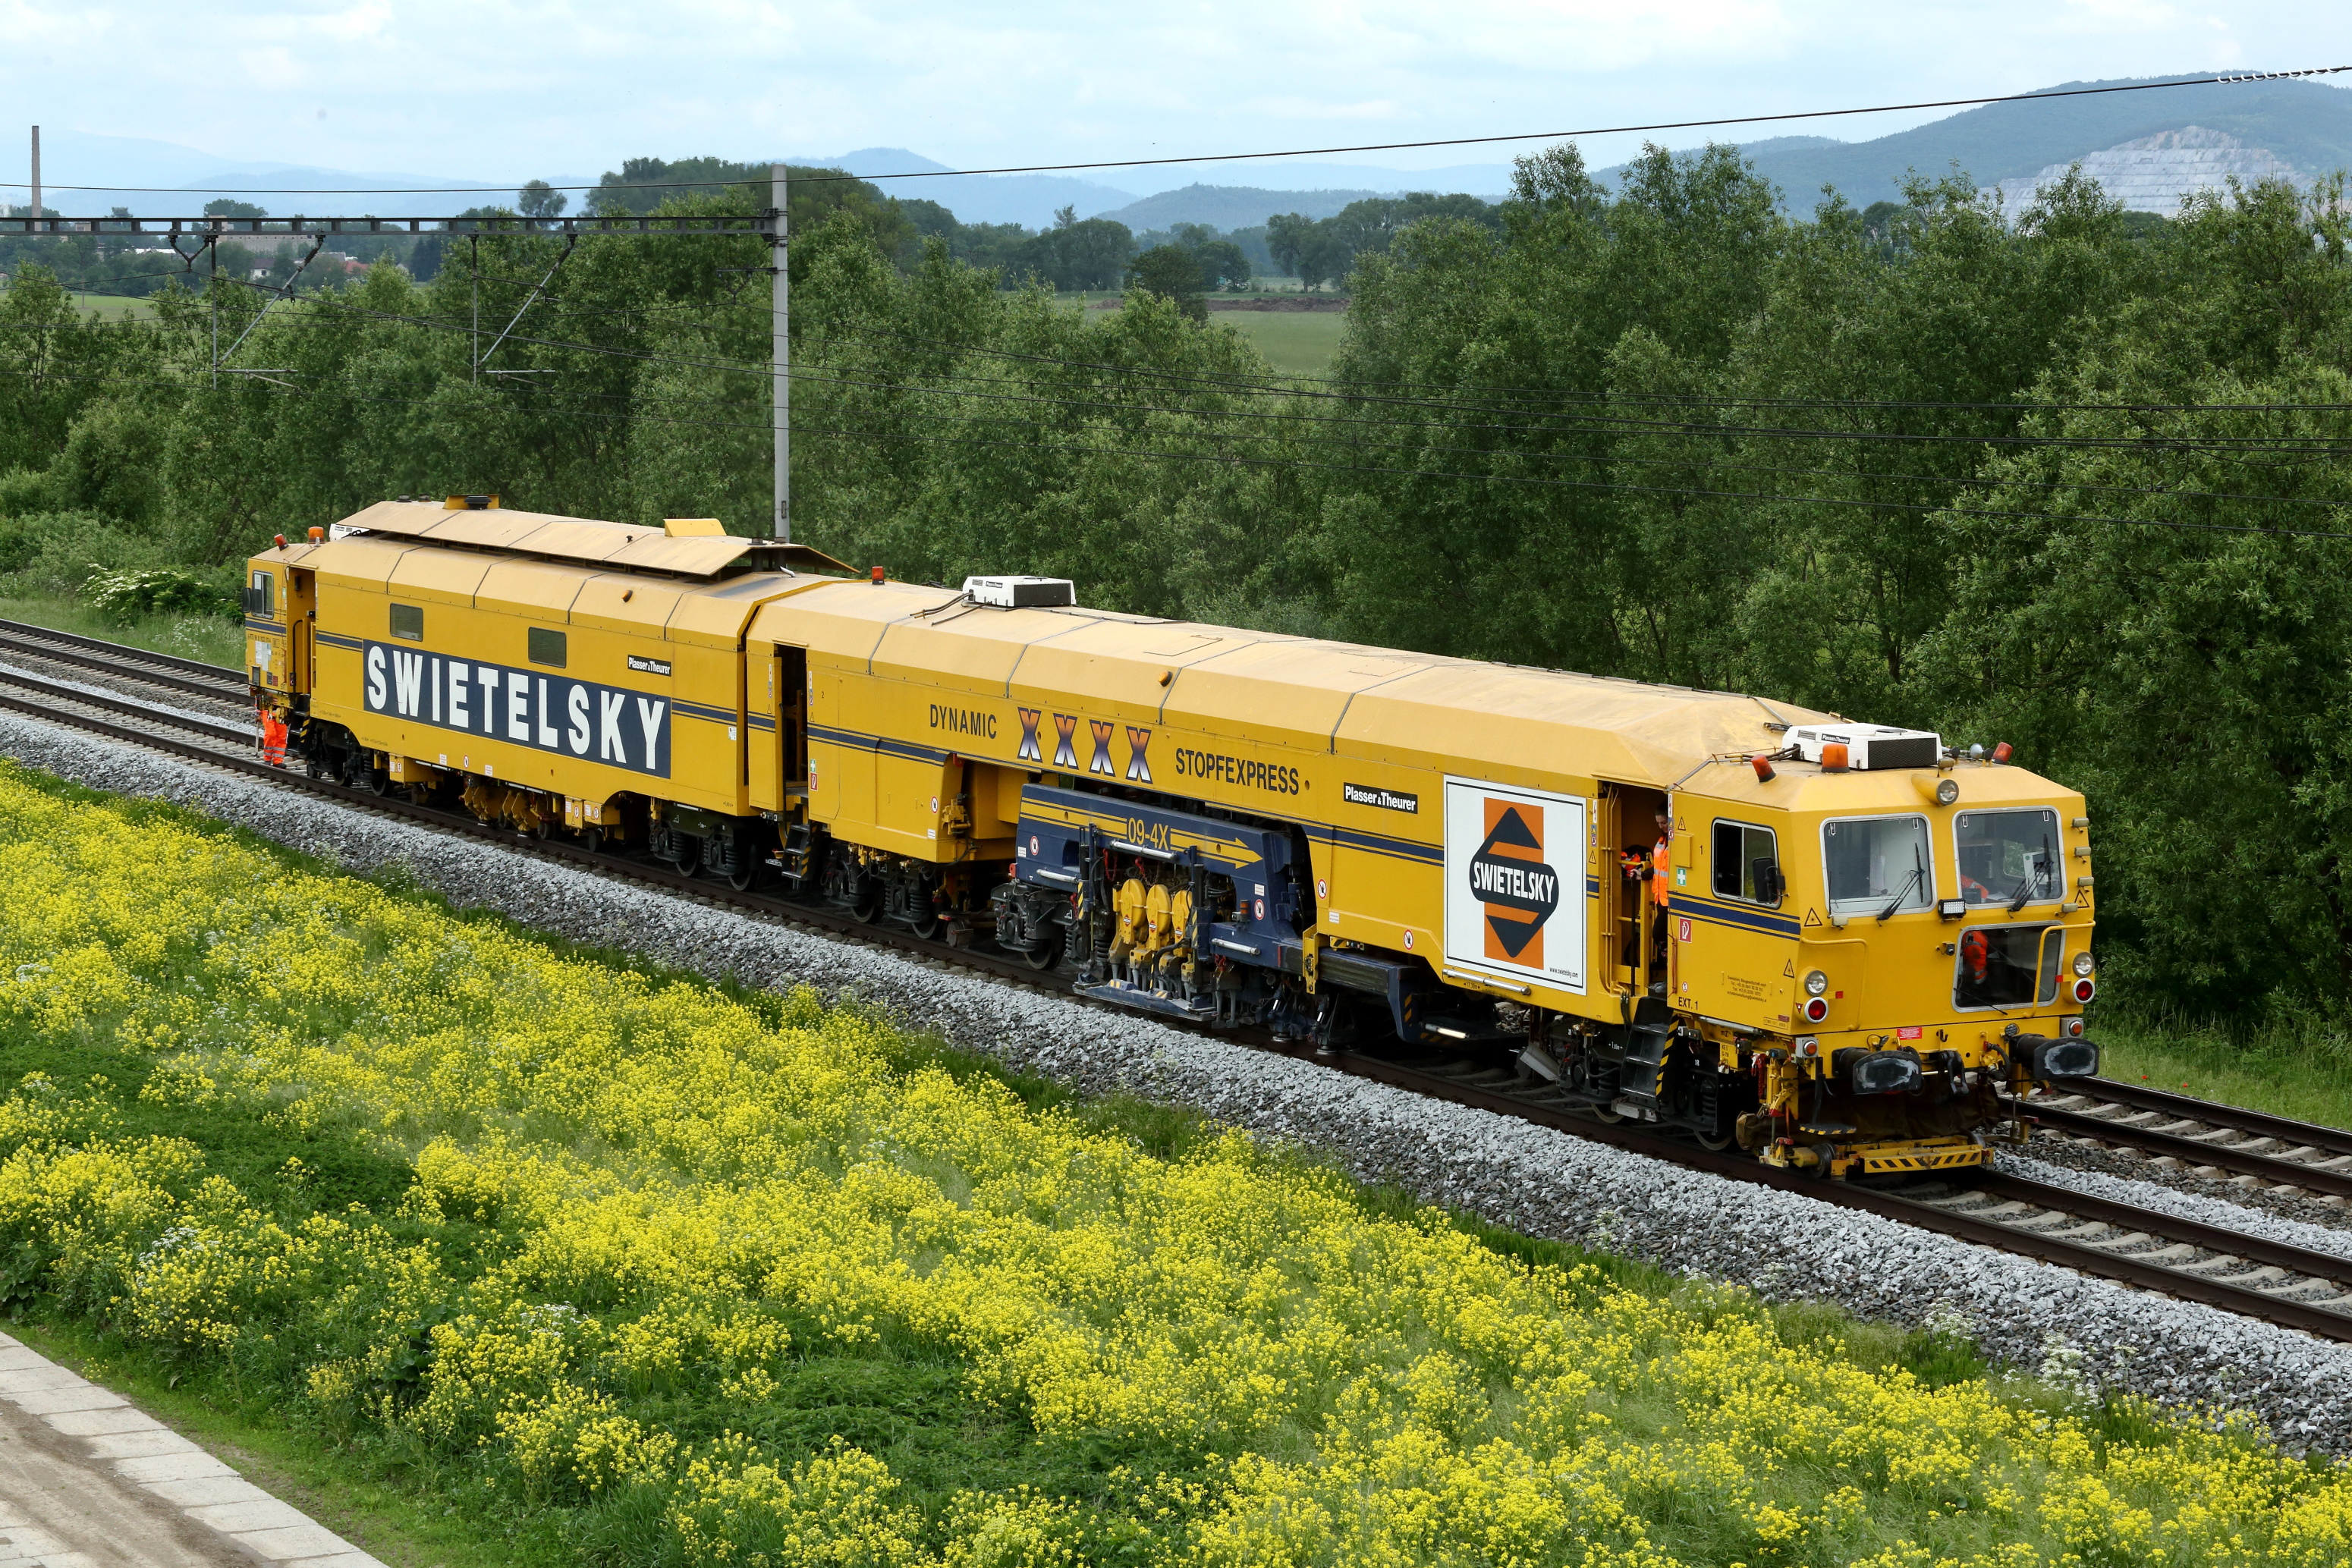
259,713 -> 288,767
1652,836 -> 1671,908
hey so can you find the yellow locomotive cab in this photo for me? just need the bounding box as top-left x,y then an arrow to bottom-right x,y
253,501 -> 2099,1179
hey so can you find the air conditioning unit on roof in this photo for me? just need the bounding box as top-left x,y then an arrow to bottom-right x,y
964,575 -> 1075,608
1787,724 -> 1942,770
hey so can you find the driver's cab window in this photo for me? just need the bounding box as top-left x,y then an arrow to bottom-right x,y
1712,819 -> 1781,904
1954,808 -> 2061,908
248,570 -> 273,617
1822,815 -> 1933,919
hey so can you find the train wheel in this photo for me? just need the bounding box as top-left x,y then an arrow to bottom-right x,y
1020,941 -> 1059,972
581,826 -> 603,855
672,837 -> 702,878
1810,1141 -> 1838,1179
1590,1102 -> 1624,1124
726,863 -> 757,893
1694,1129 -> 1734,1152
909,913 -> 943,941
850,881 -> 882,924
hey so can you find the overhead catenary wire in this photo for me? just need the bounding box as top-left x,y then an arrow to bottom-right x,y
5,67 -> 2347,196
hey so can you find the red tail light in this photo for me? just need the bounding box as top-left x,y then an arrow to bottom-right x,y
1802,996 -> 1830,1023
2073,978 -> 2096,1004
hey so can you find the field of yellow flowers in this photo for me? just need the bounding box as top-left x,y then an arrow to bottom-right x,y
1,760 -> 2348,1566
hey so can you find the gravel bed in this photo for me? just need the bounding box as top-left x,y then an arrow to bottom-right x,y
2014,1130 -> 2352,1233
1997,1150 -> 2352,1264
9,710 -> 2352,1453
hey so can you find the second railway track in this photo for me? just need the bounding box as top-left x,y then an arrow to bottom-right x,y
2020,1079 -> 2352,1201
7,639 -> 2352,1342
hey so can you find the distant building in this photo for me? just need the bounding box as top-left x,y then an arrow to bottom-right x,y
1992,126 -> 2309,216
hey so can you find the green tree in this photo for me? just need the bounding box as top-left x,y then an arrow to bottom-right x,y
517,180 -> 568,220
1126,245 -> 1207,322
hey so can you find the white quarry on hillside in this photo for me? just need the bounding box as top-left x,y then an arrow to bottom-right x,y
1993,125 -> 2310,215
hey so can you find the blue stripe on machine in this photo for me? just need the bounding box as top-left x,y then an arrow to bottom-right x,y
748,714 -> 775,733
243,617 -> 281,633
1309,822 -> 1442,865
808,723 -> 951,766
1668,894 -> 1801,937
314,630 -> 363,650
673,699 -> 736,724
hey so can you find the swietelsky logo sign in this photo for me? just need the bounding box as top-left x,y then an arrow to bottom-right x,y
1442,777 -> 1586,995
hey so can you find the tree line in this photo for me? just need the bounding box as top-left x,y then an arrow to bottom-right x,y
4,145 -> 2351,1031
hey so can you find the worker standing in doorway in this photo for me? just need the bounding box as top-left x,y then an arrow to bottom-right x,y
1649,809 -> 1671,989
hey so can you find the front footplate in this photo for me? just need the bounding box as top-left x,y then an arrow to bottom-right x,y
1849,1138 -> 1989,1177
1074,978 -> 1220,1023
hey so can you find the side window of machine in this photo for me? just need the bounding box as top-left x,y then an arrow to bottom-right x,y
528,627 -> 567,668
1711,820 -> 1781,903
389,603 -> 424,642
1823,814 -> 1934,919
247,570 -> 273,617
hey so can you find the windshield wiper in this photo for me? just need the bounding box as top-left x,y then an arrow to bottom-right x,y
2007,833 -> 2052,913
1879,840 -> 1929,922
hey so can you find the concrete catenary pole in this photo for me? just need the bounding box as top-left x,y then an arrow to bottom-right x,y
772,162 -> 789,543
29,126 -> 39,225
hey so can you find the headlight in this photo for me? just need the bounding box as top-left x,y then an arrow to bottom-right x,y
2072,951 -> 2094,977
1803,969 -> 1829,997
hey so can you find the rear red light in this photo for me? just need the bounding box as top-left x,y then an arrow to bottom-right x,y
2073,978 -> 2096,1004
1803,996 -> 1830,1023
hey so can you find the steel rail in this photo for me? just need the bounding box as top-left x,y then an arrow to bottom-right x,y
0,667 -> 254,745
2022,1101 -> 2352,1200
7,655 -> 2352,1341
1310,1051 -> 2352,1340
0,629 -> 250,706
2061,1077 -> 2352,1162
0,618 -> 244,684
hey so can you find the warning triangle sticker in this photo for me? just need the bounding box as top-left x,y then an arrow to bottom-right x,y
1803,908 -> 1823,928
1782,959 -> 1795,976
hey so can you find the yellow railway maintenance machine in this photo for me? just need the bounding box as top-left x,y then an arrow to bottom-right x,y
250,499 -> 2100,1179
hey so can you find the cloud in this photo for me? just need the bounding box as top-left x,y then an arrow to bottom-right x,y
3,0 -> 2342,197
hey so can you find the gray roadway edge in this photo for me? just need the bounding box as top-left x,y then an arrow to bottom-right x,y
0,1334 -> 383,1566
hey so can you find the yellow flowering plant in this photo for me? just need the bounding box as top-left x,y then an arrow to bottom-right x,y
0,762 -> 2347,1566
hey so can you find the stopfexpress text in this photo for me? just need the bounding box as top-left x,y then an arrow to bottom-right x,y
362,641 -> 672,778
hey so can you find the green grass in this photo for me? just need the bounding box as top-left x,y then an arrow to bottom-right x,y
0,761 -> 2062,1563
64,292 -> 157,320
1214,310 -> 1347,376
0,593 -> 244,669
2095,1010 -> 2352,1133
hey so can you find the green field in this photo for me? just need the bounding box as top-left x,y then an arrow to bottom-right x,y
1214,310 -> 1347,376
64,291 -> 157,320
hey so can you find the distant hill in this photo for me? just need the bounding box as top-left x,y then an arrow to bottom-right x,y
1093,184 -> 1390,231
798,146 -> 1139,230
1598,74 -> 2352,210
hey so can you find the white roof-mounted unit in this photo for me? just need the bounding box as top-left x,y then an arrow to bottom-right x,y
964,575 -> 1076,608
1787,724 -> 1942,770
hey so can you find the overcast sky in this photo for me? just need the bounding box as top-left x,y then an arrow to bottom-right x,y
5,0 -> 2346,193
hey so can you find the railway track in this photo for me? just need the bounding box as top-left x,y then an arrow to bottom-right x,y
2018,1079 -> 2352,1201
0,618 -> 248,706
7,630 -> 2352,1343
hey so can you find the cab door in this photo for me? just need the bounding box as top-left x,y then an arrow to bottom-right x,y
287,567 -> 316,693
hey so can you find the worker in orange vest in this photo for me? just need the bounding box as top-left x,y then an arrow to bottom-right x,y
1649,808 -> 1672,985
259,708 -> 288,768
